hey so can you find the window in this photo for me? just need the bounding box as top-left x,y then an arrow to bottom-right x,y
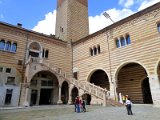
6,77 -> 15,84
73,72 -> 78,80
6,68 -> 11,73
90,48 -> 93,56
5,89 -> 13,105
116,39 -> 120,48
94,47 -> 97,55
11,43 -> 17,52
31,80 -> 37,86
0,39 -> 5,50
45,50 -> 49,58
157,23 -> 160,32
97,45 -> 101,54
41,80 -> 53,86
5,41 -> 11,51
0,67 -> 3,72
90,45 -> 101,56
115,34 -> 131,48
120,37 -> 125,46
126,35 -> 131,45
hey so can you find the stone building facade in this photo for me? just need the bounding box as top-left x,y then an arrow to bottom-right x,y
0,0 -> 160,107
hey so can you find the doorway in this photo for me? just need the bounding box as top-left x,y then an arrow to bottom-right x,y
141,78 -> 153,104
39,89 -> 52,105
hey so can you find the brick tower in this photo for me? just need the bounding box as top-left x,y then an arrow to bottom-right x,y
55,0 -> 89,42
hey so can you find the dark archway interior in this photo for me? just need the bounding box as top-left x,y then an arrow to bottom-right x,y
158,62 -> 160,84
90,70 -> 109,90
31,71 -> 58,105
117,63 -> 152,104
82,94 -> 91,105
61,81 -> 69,104
141,78 -> 153,104
72,87 -> 78,104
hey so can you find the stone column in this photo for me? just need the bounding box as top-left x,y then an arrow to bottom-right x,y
23,86 -> 31,107
148,75 -> 160,107
68,84 -> 73,104
57,85 -> 62,104
103,91 -> 107,107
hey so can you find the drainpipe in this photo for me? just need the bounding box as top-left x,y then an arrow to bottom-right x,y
18,32 -> 29,106
106,31 -> 117,101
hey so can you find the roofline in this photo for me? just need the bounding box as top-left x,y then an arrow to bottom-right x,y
0,21 -> 66,43
73,2 -> 160,46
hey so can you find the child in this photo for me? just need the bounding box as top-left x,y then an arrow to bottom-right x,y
125,98 -> 133,115
82,100 -> 86,112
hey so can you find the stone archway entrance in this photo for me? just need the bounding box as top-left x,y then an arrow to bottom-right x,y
89,70 -> 109,90
71,87 -> 78,104
61,81 -> 69,104
82,94 -> 91,105
158,62 -> 160,85
30,71 -> 59,106
117,63 -> 152,104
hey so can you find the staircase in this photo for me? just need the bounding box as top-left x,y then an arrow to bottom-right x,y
26,56 -> 123,107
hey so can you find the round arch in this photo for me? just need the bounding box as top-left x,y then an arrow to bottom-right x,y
114,62 -> 152,104
114,61 -> 150,82
87,69 -> 110,90
71,87 -> 79,104
61,81 -> 69,104
30,70 -> 59,106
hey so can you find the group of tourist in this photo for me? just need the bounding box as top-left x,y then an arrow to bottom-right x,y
74,96 -> 86,113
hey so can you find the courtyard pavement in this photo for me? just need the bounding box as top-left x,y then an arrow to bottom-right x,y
0,104 -> 160,120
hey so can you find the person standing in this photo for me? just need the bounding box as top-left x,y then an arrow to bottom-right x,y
125,98 -> 133,115
82,100 -> 86,112
75,96 -> 80,113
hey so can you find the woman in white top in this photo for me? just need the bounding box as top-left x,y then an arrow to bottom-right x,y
125,98 -> 133,115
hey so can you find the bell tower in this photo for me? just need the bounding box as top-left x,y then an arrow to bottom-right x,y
55,0 -> 89,42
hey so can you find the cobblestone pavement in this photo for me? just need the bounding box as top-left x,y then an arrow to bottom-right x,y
0,104 -> 160,120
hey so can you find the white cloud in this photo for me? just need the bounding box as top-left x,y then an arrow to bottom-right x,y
119,0 -> 135,8
89,8 -> 134,34
32,0 -> 160,35
138,0 -> 160,11
32,10 -> 56,35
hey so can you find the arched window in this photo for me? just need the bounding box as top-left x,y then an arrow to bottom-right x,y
11,43 -> 17,52
0,39 -> 5,50
28,42 -> 41,57
157,23 -> 160,32
116,38 -> 120,48
94,47 -> 97,55
90,48 -> 93,56
45,50 -> 49,58
126,35 -> 131,45
5,41 -> 11,51
120,37 -> 125,46
97,45 -> 101,54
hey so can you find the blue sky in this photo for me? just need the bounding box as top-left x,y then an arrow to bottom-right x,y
0,0 -> 160,34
